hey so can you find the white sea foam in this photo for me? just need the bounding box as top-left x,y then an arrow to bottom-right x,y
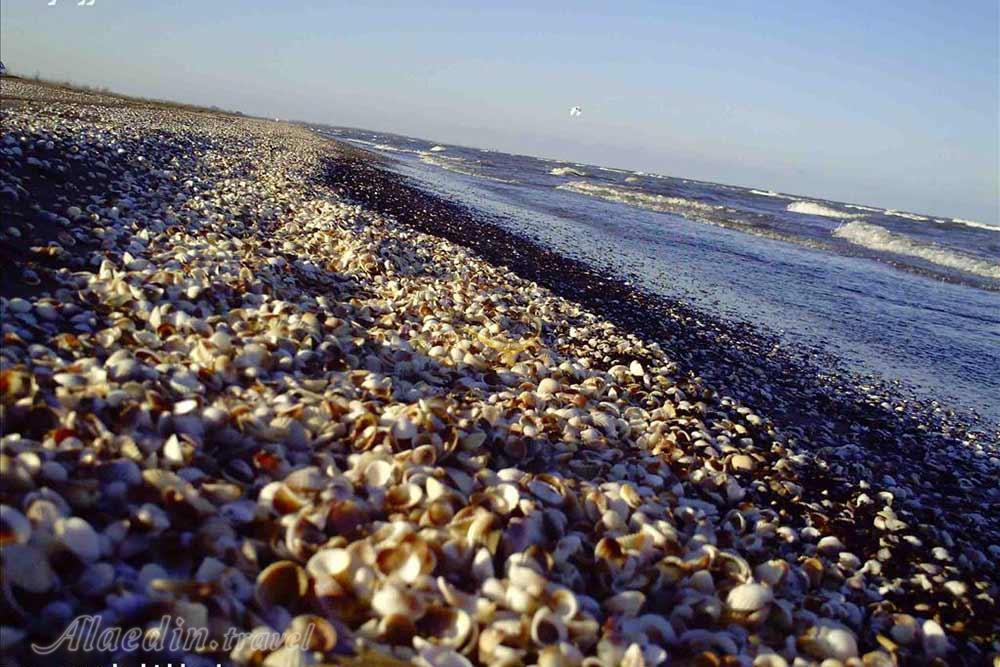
833,221 -> 1000,279
845,204 -> 883,213
885,209 -> 930,221
550,166 -> 588,177
750,189 -> 787,198
787,201 -> 860,219
951,217 -> 1000,232
429,145 -> 447,152
420,152 -> 517,183
624,176 -> 641,183
557,181 -> 719,213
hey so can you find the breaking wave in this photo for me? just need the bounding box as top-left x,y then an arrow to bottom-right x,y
750,189 -> 791,199
557,181 -> 719,214
429,145 -> 447,152
420,153 -> 518,184
950,217 -> 1000,233
833,221 -> 1000,279
787,201 -> 860,219
550,166 -> 588,177
885,209 -> 930,222
845,204 -> 883,213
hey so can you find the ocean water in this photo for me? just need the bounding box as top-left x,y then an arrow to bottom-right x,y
316,126 -> 1000,426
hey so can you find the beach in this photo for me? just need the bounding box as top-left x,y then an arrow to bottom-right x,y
1,78 -> 998,665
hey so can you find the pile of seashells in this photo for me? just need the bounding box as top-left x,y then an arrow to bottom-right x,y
1,78 -> 998,666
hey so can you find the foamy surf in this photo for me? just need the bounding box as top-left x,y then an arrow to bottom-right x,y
550,166 -> 588,177
429,145 -> 447,152
833,221 -> 1000,279
950,217 -> 1000,233
557,181 -> 719,214
750,189 -> 791,199
787,201 -> 860,219
420,152 -> 518,184
885,209 -> 930,222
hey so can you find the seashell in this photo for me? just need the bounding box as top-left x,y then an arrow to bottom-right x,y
604,590 -> 645,617
816,535 -> 845,555
531,607 -> 568,646
365,459 -> 395,488
889,614 -> 918,645
548,587 -> 580,621
55,516 -> 101,561
921,619 -> 948,657
528,479 -> 564,506
262,646 -> 315,667
285,614 -> 338,652
416,605 -> 474,649
255,560 -> 308,610
376,538 -> 437,584
385,482 -> 424,510
537,378 -> 560,397
372,583 -> 425,618
726,582 -> 772,613
307,547 -> 354,582
0,505 -> 31,545
798,621 -> 858,661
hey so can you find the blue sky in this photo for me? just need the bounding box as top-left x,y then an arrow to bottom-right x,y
2,0 -> 997,222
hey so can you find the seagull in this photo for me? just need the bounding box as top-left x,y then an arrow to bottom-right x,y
569,106 -> 582,118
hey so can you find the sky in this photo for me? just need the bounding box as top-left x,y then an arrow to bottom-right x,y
2,0 -> 998,223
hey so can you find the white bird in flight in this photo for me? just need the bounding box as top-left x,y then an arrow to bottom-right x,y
569,106 -> 583,117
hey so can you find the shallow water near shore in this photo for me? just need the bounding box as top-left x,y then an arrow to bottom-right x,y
320,127 -> 1000,427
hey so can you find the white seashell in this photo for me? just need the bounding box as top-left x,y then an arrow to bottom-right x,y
307,548 -> 354,581
801,621 -> 858,660
531,607 -> 568,646
364,459 -> 395,488
55,516 -> 101,561
537,378 -> 560,397
726,582 -> 773,612
921,619 -> 948,657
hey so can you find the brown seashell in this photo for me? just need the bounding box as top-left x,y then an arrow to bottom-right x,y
285,614 -> 338,652
255,560 -> 308,610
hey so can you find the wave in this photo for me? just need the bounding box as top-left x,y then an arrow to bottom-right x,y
419,152 -> 518,184
550,166 -> 588,177
749,189 -> 790,199
429,145 -> 447,152
624,176 -> 641,183
787,201 -> 860,219
833,221 -> 1000,279
951,217 -> 1000,233
885,209 -> 929,222
557,181 -> 719,214
340,138 -> 421,154
845,204 -> 883,213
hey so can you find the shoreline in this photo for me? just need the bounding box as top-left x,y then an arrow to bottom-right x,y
2,79 -> 998,664
323,147 -> 997,443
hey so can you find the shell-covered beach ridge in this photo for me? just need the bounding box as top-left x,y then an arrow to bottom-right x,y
1,78 -> 998,666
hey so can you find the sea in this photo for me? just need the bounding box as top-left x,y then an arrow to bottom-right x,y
313,126 -> 1000,427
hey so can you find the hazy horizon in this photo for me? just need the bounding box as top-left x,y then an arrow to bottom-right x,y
2,0 -> 997,223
